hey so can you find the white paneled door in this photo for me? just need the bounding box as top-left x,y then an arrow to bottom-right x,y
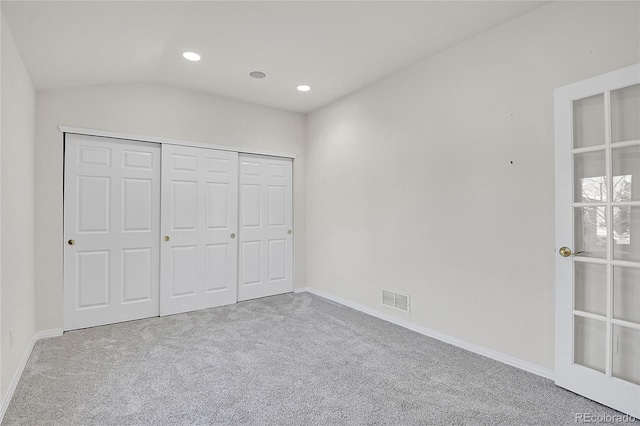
65,136 -> 292,327
238,154 -> 293,301
64,134 -> 161,330
555,64 -> 640,418
161,145 -> 238,315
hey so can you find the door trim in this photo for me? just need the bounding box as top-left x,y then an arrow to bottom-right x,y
59,126 -> 296,159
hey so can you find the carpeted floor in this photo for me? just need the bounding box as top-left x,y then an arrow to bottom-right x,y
2,293 -> 631,425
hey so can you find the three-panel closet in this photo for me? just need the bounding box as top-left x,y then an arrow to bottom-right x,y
63,133 -> 293,331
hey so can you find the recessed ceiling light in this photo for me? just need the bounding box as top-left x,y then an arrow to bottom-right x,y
182,51 -> 201,62
297,85 -> 311,92
249,71 -> 268,79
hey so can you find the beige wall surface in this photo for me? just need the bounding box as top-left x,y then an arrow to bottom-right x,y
1,14 -> 37,399
306,1 -> 640,370
35,83 -> 306,331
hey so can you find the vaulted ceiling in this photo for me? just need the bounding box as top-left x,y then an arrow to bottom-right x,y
2,1 -> 548,113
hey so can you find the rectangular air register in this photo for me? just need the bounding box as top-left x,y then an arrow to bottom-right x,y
382,290 -> 410,312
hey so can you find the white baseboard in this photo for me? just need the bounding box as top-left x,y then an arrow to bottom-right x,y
296,287 -> 555,380
36,329 -> 63,340
0,329 -> 63,421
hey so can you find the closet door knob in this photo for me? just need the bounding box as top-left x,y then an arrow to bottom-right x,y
164,236 -> 170,242
230,233 -> 236,239
287,230 -> 292,235
68,239 -> 75,246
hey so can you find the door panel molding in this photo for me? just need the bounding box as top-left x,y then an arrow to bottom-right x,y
64,134 -> 161,330
238,154 -> 293,301
160,145 -> 238,316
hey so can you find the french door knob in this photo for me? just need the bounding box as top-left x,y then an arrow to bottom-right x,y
559,247 -> 587,257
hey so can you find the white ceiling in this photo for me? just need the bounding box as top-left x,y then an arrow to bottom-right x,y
2,1 -> 548,113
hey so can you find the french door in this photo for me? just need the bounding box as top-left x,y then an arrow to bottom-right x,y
64,135 -> 161,330
160,145 -> 238,316
238,154 -> 293,301
555,64 -> 640,417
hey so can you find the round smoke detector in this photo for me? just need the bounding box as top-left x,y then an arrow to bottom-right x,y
249,71 -> 268,79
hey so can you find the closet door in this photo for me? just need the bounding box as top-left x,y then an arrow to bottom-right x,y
161,145 -> 238,315
64,134 -> 160,330
238,154 -> 293,301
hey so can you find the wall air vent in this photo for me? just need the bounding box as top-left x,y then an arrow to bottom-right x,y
381,290 -> 410,312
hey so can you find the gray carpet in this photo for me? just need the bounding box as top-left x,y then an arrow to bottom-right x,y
2,293 -> 632,425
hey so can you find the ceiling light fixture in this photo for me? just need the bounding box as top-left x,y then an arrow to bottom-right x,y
182,51 -> 201,62
297,84 -> 311,92
249,71 -> 268,79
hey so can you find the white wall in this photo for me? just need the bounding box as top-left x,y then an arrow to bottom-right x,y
35,83 -> 306,331
1,14 -> 37,399
306,1 -> 640,370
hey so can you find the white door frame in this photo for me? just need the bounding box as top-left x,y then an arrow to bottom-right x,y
554,63 -> 640,418
60,126 -> 296,159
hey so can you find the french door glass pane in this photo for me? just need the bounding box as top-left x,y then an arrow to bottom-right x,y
573,94 -> 605,148
575,207 -> 607,258
612,325 -> 640,385
574,150 -> 607,202
611,84 -> 640,143
612,145 -> 640,202
575,263 -> 607,316
574,316 -> 606,373
613,266 -> 640,324
613,206 -> 640,262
